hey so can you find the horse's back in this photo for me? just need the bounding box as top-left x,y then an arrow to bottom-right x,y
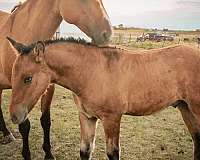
119,45 -> 200,115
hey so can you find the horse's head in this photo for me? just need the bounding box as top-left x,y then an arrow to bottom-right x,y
58,0 -> 112,46
7,37 -> 51,124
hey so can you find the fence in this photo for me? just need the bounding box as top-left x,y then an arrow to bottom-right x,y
112,33 -> 200,47
53,31 -> 200,49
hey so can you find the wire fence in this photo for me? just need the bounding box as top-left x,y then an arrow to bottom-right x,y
111,33 -> 200,49
53,31 -> 200,49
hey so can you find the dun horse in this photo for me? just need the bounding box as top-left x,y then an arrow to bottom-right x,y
0,0 -> 112,159
7,37 -> 200,160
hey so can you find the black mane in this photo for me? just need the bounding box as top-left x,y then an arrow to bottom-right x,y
20,37 -> 116,55
44,37 -> 95,47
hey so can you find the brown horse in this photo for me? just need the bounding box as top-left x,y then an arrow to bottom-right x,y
0,0 -> 112,159
7,37 -> 200,160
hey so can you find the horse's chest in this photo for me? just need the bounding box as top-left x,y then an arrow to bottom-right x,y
77,93 -> 123,119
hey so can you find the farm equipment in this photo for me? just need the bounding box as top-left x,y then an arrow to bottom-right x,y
137,32 -> 174,42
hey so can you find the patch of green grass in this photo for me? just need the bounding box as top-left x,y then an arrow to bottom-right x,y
129,41 -> 173,50
0,85 -> 193,160
114,40 -> 181,50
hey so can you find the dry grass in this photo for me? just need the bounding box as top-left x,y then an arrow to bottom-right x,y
112,29 -> 200,50
0,86 -> 193,160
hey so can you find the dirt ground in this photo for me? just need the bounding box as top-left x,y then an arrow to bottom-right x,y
0,85 -> 193,160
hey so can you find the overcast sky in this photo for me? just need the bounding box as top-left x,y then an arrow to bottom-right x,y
103,0 -> 200,30
0,0 -> 200,33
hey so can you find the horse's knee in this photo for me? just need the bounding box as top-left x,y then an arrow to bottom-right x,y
19,119 -> 30,138
40,111 -> 51,130
107,149 -> 119,160
40,111 -> 51,152
40,111 -> 54,159
79,113 -> 97,160
102,116 -> 121,160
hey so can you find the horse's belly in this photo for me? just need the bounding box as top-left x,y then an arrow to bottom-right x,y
125,90 -> 179,116
125,102 -> 170,116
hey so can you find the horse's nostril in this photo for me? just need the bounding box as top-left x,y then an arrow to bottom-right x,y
11,114 -> 18,123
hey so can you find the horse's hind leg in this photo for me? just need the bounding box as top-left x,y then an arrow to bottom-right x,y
102,114 -> 122,160
0,90 -> 15,144
40,84 -> 55,160
79,112 -> 98,160
178,102 -> 200,160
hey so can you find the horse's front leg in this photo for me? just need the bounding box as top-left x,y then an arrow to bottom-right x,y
0,89 -> 15,144
102,114 -> 122,160
40,84 -> 55,160
19,118 -> 31,160
79,112 -> 98,160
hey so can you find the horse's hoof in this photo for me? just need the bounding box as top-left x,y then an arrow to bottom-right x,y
0,133 -> 16,145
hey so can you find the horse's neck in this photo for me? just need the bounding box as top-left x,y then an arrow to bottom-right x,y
0,10 -> 9,19
8,0 -> 62,43
0,11 -> 10,27
45,43 -> 95,93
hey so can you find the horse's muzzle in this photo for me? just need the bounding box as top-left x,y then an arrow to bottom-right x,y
10,106 -> 28,124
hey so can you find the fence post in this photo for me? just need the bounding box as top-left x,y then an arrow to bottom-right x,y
162,40 -> 165,47
178,38 -> 181,44
128,34 -> 132,43
118,34 -> 123,44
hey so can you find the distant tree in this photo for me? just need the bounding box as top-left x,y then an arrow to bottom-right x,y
163,28 -> 168,31
196,29 -> 200,32
118,24 -> 124,29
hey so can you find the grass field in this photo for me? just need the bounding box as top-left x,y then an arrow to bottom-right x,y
112,28 -> 200,49
0,87 -> 193,160
0,29 -> 199,160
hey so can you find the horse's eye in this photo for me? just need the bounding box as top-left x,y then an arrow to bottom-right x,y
24,76 -> 32,84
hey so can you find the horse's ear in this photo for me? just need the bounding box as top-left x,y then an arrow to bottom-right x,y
7,37 -> 24,55
33,41 -> 45,63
